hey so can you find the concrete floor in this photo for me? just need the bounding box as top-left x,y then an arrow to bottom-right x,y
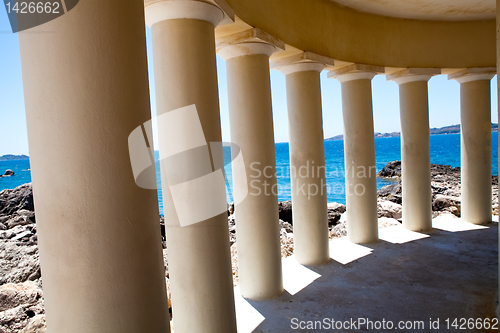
234,218 -> 498,332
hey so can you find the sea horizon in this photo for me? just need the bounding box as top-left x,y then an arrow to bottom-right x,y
1,132 -> 498,215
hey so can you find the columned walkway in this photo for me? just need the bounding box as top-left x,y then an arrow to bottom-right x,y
14,0 -> 499,331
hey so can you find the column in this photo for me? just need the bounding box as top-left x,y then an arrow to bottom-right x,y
273,55 -> 331,265
217,29 -> 284,300
449,68 -> 495,224
18,1 -> 170,332
388,69 -> 439,231
145,1 -> 237,332
328,64 -> 383,244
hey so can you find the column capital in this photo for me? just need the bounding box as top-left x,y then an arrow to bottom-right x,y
270,51 -> 335,75
448,67 -> 496,84
216,28 -> 285,61
145,0 -> 234,28
387,68 -> 440,85
327,64 -> 384,83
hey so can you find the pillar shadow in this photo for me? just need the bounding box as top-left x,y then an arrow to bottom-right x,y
238,221 -> 498,332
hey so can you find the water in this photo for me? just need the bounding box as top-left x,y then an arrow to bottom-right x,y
0,159 -> 31,190
1,132 -> 498,215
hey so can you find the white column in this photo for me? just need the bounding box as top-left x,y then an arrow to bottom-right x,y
18,1 -> 170,332
388,69 -> 438,231
218,29 -> 284,300
328,65 -> 382,244
449,69 -> 495,224
276,60 -> 330,265
146,1 -> 237,332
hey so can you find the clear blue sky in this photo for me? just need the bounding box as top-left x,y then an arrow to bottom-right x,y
0,10 -> 497,155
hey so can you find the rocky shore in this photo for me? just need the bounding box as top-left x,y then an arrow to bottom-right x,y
376,160 -> 499,217
1,161 -> 498,332
0,184 -> 43,333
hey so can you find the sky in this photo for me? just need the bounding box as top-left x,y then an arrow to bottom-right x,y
0,10 -> 498,155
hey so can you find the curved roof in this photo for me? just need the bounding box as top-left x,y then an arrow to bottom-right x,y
223,0 -> 496,69
330,0 -> 495,21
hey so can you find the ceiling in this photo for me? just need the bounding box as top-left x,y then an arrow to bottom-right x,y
329,0 -> 495,21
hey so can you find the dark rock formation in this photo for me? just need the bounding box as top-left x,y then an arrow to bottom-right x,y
0,184 -> 34,216
377,182 -> 402,204
377,161 -> 401,178
159,216 -> 166,249
277,200 -> 347,226
327,202 -> 346,225
278,200 -> 293,224
279,219 -> 293,234
228,215 -> 236,245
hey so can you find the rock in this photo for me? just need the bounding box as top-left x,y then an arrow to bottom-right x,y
6,216 -> 28,229
276,200 -> 347,226
11,231 -> 32,243
327,202 -> 346,225
432,194 -> 461,212
280,236 -> 294,258
0,230 -> 14,240
228,215 -> 236,230
329,213 -> 347,238
0,282 -> 41,312
377,161 -> 467,213
0,184 -> 34,216
377,200 -> 403,219
378,217 -> 401,228
16,211 -> 35,224
162,249 -> 169,279
159,216 -> 166,249
277,200 -> 293,224
377,160 -> 401,178
20,315 -> 46,333
377,182 -> 402,204
0,241 -> 40,285
279,219 -> 293,233
228,215 -> 236,245
327,202 -> 346,213
443,206 -> 460,217
228,202 -> 234,215
0,282 -> 44,333
3,171 -> 14,177
434,211 -> 459,219
165,278 -> 172,312
277,200 -> 346,226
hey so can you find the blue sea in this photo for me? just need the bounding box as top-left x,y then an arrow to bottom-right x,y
1,132 -> 498,215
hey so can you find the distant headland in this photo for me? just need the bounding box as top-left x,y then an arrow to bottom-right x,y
0,155 -> 29,161
325,123 -> 499,141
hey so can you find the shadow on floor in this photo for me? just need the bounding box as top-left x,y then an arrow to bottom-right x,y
235,219 -> 498,333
